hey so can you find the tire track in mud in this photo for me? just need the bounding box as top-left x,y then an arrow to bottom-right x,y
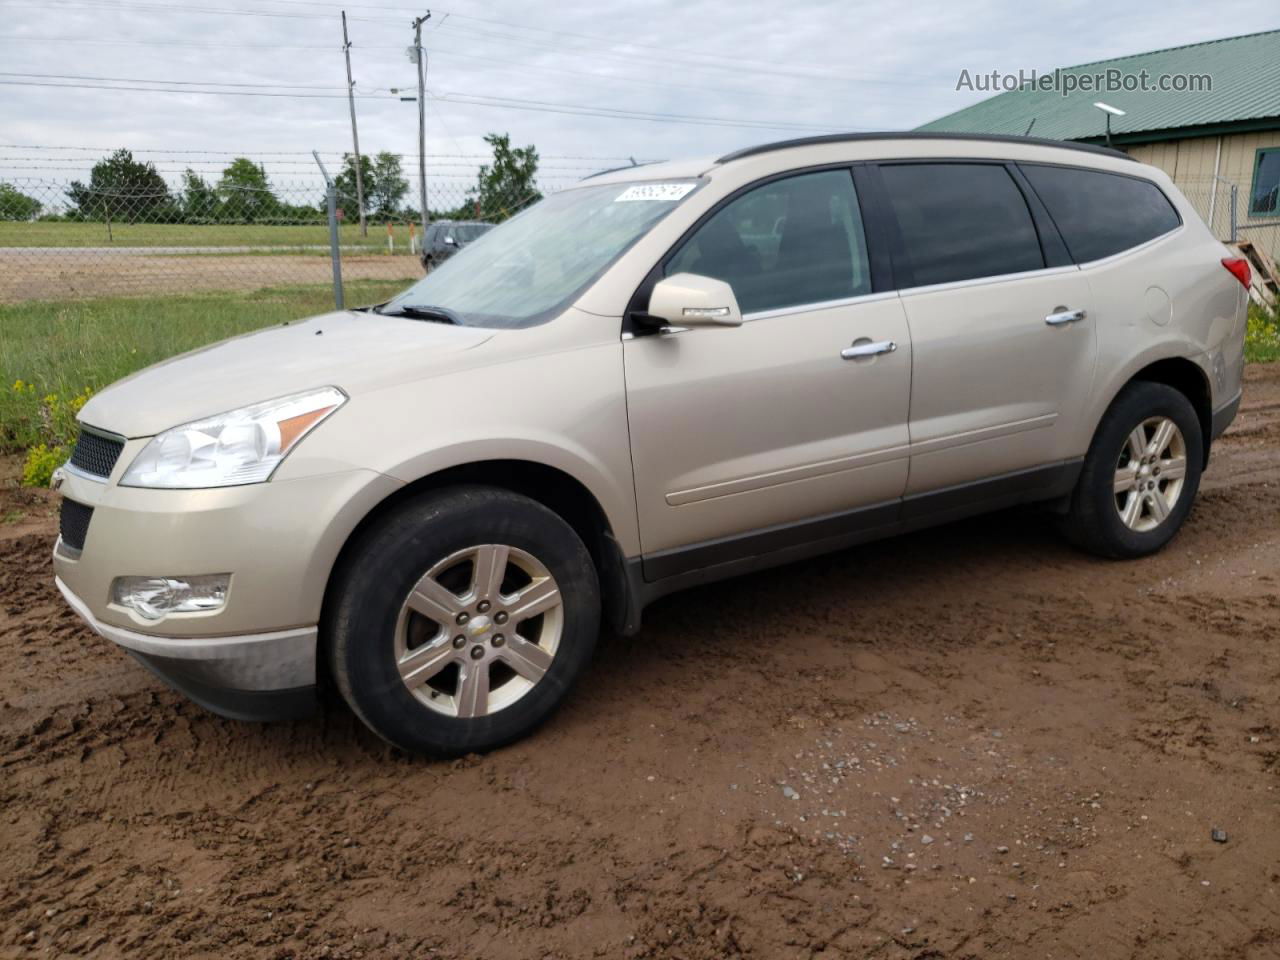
2,364 -> 1278,959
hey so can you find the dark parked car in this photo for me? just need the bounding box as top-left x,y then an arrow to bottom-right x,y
422,220 -> 493,269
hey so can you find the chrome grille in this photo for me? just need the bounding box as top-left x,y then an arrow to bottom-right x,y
69,428 -> 124,479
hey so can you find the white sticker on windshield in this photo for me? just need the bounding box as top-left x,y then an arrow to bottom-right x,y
614,183 -> 696,203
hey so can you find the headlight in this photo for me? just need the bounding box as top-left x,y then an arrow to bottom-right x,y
121,387 -> 346,489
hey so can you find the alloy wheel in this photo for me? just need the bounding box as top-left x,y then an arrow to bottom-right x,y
393,544 -> 564,717
1113,415 -> 1187,532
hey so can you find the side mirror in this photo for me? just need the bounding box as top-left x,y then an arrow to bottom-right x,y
646,272 -> 744,328
444,235 -> 458,246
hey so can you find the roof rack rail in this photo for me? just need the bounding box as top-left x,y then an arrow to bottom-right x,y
582,159 -> 663,180
717,132 -> 1136,164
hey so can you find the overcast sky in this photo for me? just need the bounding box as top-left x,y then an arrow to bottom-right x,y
2,0 -> 1277,194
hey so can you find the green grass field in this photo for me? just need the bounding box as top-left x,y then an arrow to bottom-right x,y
0,279 -> 407,456
0,219 -> 425,251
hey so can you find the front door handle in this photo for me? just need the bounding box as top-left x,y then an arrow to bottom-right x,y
841,339 -> 897,360
1045,308 -> 1087,326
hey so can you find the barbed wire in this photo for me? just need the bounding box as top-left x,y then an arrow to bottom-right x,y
0,144 -> 663,163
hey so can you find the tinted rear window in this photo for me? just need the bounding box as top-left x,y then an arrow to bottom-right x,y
1020,165 -> 1180,263
879,163 -> 1044,288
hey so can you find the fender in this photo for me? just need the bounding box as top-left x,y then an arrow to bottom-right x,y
1078,339 -> 1213,458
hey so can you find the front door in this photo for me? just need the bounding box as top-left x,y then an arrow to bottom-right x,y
623,168 -> 913,579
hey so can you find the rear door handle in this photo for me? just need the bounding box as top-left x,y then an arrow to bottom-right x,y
841,339 -> 897,360
1045,308 -> 1087,326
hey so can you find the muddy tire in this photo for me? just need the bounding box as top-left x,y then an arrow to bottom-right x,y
1060,381 -> 1203,559
327,486 -> 600,756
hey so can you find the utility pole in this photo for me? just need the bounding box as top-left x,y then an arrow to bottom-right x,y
341,11 -> 367,236
412,11 -> 431,240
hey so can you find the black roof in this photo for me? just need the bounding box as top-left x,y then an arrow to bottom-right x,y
717,132 -> 1135,164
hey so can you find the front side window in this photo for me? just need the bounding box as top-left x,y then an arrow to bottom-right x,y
383,180 -> 699,327
1021,164 -> 1181,262
1250,148 -> 1280,217
665,169 -> 871,314
879,163 -> 1044,288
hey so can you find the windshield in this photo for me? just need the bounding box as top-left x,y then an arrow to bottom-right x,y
382,179 -> 701,328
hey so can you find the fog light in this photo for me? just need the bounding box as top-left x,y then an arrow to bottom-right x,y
111,574 -> 230,621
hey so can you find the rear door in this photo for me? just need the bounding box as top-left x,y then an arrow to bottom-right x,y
623,168 -> 912,578
875,161 -> 1097,499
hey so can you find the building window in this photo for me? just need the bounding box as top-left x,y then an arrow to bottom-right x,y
1250,147 -> 1280,217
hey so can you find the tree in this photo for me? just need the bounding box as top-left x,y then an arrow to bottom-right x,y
0,182 -> 41,221
469,133 -> 541,222
333,153 -> 372,223
179,169 -> 220,222
66,149 -> 172,222
369,152 -> 409,219
334,151 -> 409,221
217,158 -> 278,222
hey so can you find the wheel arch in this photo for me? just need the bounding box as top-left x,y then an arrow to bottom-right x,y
320,459 -> 638,677
1089,352 -> 1213,468
1126,357 -> 1213,466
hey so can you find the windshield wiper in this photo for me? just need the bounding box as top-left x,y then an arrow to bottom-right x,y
376,303 -> 462,325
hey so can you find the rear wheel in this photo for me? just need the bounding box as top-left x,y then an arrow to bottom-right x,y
327,486 -> 600,756
1060,381 -> 1202,558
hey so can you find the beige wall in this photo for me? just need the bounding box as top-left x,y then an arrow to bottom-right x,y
1126,131 -> 1280,263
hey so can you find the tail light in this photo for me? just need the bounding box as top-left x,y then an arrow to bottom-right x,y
1222,257 -> 1251,289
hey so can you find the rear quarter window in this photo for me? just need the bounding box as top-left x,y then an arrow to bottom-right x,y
1020,164 -> 1181,263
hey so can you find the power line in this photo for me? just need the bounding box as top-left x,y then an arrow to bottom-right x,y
427,91 -> 843,132
0,0 -> 399,23
0,76 -> 844,131
433,20 -> 932,89
0,35 -> 344,49
0,70 -> 349,90
1,0 -> 945,89
427,48 -> 830,106
0,35 -> 845,104
130,0 -> 942,86
0,79 -> 384,98
0,145 -> 655,161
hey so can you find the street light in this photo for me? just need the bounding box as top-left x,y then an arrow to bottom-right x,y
1093,101 -> 1126,149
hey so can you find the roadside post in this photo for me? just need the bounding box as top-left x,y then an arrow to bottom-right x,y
312,150 -> 345,310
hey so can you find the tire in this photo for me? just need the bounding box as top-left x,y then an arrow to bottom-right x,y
327,486 -> 600,756
1060,380 -> 1203,559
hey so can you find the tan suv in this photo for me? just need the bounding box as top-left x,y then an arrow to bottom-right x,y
52,133 -> 1249,756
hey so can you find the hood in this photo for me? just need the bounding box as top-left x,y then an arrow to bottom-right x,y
80,311 -> 493,437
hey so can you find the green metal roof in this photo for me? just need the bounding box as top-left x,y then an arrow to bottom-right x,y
918,29 -> 1280,144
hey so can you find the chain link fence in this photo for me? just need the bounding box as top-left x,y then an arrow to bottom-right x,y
0,153 -> 612,304
6,152 -> 1274,307
1177,175 -> 1280,263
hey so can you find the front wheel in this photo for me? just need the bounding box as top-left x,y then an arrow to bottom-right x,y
1060,380 -> 1203,558
327,487 -> 600,756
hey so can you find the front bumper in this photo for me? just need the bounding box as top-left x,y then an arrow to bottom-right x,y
57,575 -> 317,721
50,457 -> 402,720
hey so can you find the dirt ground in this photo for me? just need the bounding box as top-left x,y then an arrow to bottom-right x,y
0,252 -> 420,302
2,366 -> 1279,960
